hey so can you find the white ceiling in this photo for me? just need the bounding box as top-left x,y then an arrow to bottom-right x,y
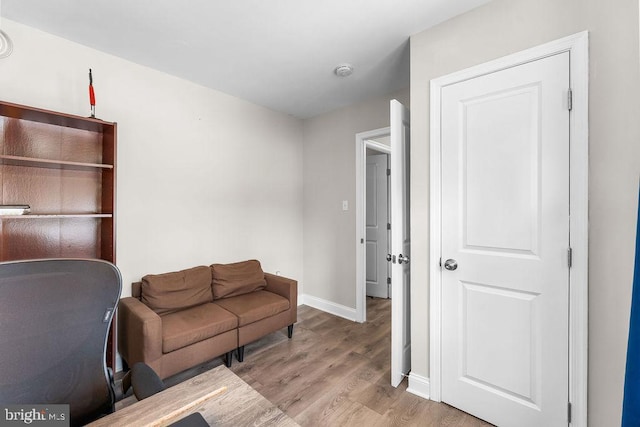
1,0 -> 490,118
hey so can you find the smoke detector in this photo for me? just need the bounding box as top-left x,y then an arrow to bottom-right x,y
334,64 -> 353,77
0,29 -> 12,59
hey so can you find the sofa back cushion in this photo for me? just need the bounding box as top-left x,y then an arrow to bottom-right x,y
211,260 -> 266,299
131,281 -> 142,298
141,266 -> 213,315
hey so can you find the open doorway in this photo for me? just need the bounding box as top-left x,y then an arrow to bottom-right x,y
356,127 -> 390,323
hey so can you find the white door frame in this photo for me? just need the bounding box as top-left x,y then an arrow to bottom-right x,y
356,127 -> 391,322
429,31 -> 589,426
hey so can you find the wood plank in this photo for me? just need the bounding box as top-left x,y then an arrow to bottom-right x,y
148,386 -> 227,427
91,365 -> 297,427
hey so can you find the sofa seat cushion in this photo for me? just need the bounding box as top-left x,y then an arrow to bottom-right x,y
142,266 -> 213,315
213,290 -> 289,327
161,303 -> 238,353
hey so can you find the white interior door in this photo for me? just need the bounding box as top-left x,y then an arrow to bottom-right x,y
390,99 -> 410,387
440,53 -> 570,426
366,153 -> 389,299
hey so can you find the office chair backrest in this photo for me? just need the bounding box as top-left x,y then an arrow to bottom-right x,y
0,259 -> 122,426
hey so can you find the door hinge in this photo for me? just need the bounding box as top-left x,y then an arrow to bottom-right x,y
567,88 -> 573,111
567,402 -> 572,423
387,277 -> 391,285
568,247 -> 573,268
387,168 -> 391,176
387,223 -> 391,230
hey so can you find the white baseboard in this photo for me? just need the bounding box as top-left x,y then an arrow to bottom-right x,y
407,372 -> 430,400
299,294 -> 357,322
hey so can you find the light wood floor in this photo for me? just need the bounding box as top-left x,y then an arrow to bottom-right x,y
160,298 -> 492,426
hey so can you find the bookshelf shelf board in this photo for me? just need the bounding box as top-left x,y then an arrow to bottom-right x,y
0,213 -> 113,219
0,155 -> 114,170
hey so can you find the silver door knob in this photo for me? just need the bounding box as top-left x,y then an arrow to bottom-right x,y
398,254 -> 410,265
444,259 -> 458,271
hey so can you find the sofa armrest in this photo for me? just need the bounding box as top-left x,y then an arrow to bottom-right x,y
118,297 -> 163,366
264,273 -> 298,323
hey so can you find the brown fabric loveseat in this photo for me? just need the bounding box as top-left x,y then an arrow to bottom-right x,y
118,260 -> 297,379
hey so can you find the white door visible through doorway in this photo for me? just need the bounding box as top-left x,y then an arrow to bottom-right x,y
440,52 -> 570,426
366,153 -> 389,299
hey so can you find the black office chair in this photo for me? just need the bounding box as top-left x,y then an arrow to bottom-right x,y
0,259 -> 122,426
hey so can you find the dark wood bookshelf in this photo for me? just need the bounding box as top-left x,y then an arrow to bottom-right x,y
0,100 -> 118,368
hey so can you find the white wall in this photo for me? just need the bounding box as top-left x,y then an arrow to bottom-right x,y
410,0 -> 640,425
0,19 -> 304,296
302,88 -> 408,311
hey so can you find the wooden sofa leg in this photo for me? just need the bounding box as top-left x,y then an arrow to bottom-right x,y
288,324 -> 294,339
237,346 -> 245,363
225,351 -> 233,368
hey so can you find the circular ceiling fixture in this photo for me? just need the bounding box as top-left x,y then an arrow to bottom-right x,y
334,64 -> 353,77
0,29 -> 13,59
